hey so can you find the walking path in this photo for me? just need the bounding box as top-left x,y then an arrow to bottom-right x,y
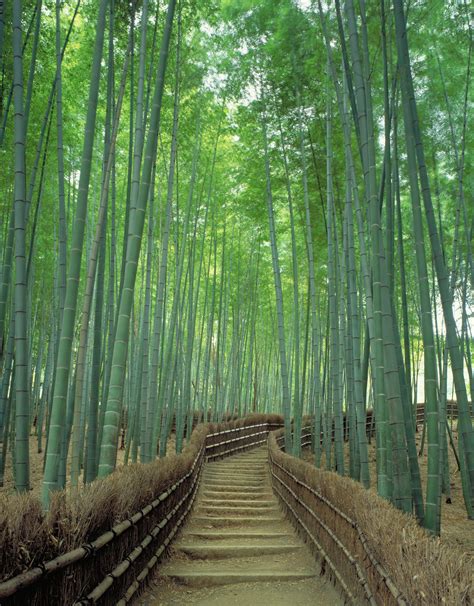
139,446 -> 342,605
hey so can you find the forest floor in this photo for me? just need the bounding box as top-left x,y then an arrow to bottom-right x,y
302,424 -> 474,559
0,433 -> 177,499
1,425 -> 472,561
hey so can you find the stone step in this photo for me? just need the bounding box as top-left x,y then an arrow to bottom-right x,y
214,462 -> 266,468
203,471 -> 267,479
202,490 -> 273,500
175,542 -> 302,559
202,479 -> 265,488
227,452 -> 266,457
223,464 -> 266,468
159,567 -> 317,588
232,455 -> 267,459
209,463 -> 265,469
197,504 -> 280,516
208,453 -> 268,465
203,470 -> 267,478
226,460 -> 266,465
183,529 -> 294,541
192,515 -> 283,527
203,467 -> 268,478
229,454 -> 267,460
200,498 -> 275,508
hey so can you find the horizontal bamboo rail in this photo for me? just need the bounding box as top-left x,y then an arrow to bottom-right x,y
0,404 -> 466,605
0,416 -> 283,606
268,429 -> 407,606
75,450 -> 203,605
275,402 -> 465,449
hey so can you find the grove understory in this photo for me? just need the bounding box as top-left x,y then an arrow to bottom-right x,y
0,0 -> 472,553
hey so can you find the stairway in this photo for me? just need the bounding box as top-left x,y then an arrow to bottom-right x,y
141,446 -> 342,605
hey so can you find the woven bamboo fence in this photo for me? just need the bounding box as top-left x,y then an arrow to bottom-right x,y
1,405 -> 470,605
268,428 -> 472,606
0,415 -> 283,605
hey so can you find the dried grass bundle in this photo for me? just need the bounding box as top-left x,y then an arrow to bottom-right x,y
268,430 -> 473,605
0,414 -> 278,605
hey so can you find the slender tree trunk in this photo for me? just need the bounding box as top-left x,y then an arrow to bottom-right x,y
99,0 -> 177,477
42,0 -> 109,508
393,0 -> 474,517
260,88 -> 292,452
13,0 -> 30,492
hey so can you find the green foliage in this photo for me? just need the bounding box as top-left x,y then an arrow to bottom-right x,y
0,0 -> 471,530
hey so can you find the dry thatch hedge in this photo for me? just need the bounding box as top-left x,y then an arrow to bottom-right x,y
268,429 -> 473,605
0,424 -> 205,585
0,414 -> 283,605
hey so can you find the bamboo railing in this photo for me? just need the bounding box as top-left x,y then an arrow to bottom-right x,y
0,403 -> 467,605
0,416 -> 283,606
269,429 -> 406,605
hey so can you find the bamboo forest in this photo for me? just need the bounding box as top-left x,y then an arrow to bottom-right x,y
0,0 -> 472,604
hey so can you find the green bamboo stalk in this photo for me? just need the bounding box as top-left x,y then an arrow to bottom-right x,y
0,319 -> 14,485
138,173 -> 155,461
277,113 -> 301,457
12,0 -> 30,493
0,4 -> 37,147
400,85 -> 441,533
0,1 -> 5,62
70,11 -> 130,488
145,52 -> 180,462
326,91 -> 344,475
345,0 -> 412,512
157,123 -> 199,450
24,0 -> 42,137
98,0 -> 177,477
55,0 -> 67,318
260,87 -> 292,452
41,0 -> 109,509
393,0 -> 474,517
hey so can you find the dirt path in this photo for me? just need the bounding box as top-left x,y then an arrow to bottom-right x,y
138,446 -> 342,605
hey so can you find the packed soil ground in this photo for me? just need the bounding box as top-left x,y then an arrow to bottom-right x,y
302,423 -> 474,559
